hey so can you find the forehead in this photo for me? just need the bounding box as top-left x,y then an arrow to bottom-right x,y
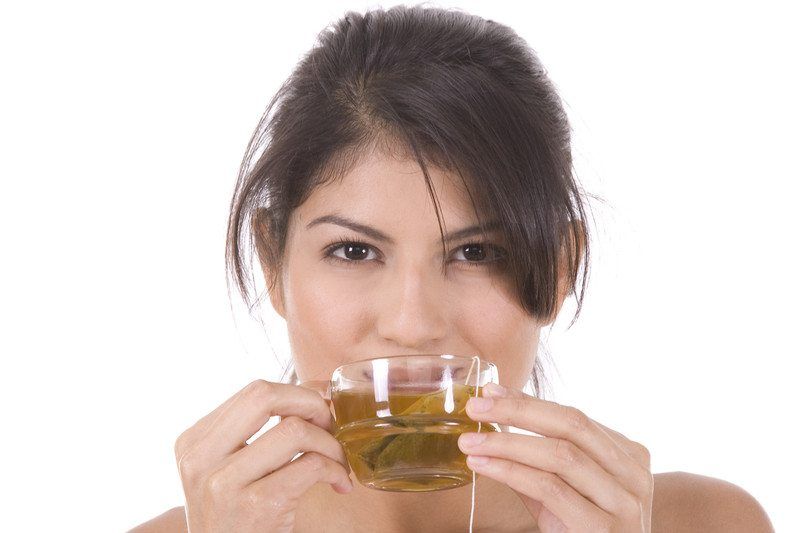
294,149 -> 477,234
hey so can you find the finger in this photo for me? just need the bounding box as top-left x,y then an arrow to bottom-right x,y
467,388 -> 645,493
485,382 -> 652,472
210,415 -> 351,488
200,380 -> 335,464
485,383 -> 643,458
296,380 -> 331,401
482,383 -> 531,434
245,452 -> 354,506
175,380 -> 258,459
295,380 -> 336,420
465,455 -> 612,532
591,419 -> 652,470
459,430 -> 637,517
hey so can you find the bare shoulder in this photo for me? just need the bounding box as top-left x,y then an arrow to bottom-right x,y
652,471 -> 774,533
127,506 -> 187,533
123,474 -> 775,533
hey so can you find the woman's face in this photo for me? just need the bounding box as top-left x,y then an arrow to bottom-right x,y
265,147 -> 554,391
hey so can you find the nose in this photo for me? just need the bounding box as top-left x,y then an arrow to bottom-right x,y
376,258 -> 449,353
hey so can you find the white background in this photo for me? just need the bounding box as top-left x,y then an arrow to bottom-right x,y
1,1 -> 797,531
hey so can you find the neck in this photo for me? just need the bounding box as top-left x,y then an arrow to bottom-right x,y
294,473 -> 539,533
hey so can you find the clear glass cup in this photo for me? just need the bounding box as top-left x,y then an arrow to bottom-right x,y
300,353 -> 499,492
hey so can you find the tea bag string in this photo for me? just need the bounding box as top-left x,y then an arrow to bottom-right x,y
465,355 -> 481,533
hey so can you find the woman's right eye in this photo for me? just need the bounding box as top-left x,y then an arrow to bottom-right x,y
324,241 -> 379,265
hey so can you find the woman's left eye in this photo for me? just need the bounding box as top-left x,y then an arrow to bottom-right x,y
451,243 -> 506,265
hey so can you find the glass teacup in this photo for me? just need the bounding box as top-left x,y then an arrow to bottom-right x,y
301,353 -> 499,492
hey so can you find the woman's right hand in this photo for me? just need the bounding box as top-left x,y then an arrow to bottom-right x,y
173,379 -> 354,533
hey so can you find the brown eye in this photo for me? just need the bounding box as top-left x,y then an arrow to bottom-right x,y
452,242 -> 506,266
461,244 -> 487,261
326,241 -> 377,262
340,243 -> 370,260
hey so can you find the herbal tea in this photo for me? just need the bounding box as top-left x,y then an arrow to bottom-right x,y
332,383 -> 497,492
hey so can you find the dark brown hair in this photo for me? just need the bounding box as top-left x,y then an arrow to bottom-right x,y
225,4 -> 594,399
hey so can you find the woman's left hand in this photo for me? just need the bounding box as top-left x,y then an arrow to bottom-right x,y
459,382 -> 653,532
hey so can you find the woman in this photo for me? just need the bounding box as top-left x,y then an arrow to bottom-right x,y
132,5 -> 773,532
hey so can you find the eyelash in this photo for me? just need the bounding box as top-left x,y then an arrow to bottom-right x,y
321,234 -> 507,270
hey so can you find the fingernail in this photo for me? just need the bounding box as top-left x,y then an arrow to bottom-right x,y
459,432 -> 488,447
483,382 -> 507,398
467,455 -> 490,466
467,396 -> 493,412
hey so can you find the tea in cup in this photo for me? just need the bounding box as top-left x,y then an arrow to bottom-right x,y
304,354 -> 499,492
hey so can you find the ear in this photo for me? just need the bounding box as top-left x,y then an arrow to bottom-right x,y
253,208 -> 287,319
264,266 -> 286,319
545,219 -> 586,325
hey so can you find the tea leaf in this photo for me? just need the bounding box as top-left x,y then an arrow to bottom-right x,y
356,434 -> 396,470
354,417 -> 414,469
374,432 -> 461,471
397,389 -> 448,416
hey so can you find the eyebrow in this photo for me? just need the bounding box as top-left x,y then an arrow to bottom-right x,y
305,214 -> 501,245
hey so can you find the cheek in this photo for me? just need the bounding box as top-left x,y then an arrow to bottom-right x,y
283,266 -> 371,373
453,285 -> 537,369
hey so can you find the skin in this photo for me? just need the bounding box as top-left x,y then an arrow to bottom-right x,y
133,144 -> 775,532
